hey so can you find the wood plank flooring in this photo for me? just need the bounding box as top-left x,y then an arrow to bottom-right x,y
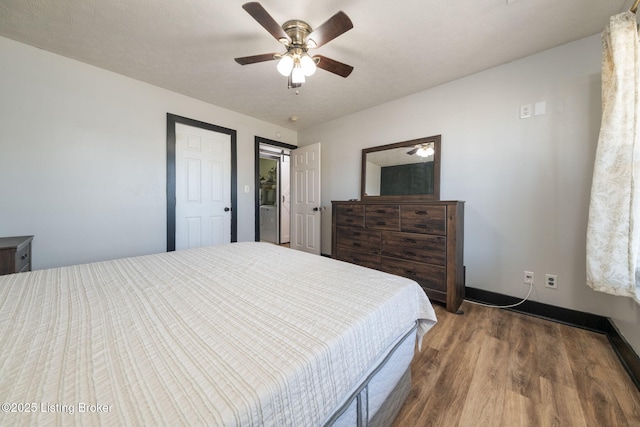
392,301 -> 640,427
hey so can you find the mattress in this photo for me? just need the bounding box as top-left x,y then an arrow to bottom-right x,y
328,324 -> 417,426
0,242 -> 436,426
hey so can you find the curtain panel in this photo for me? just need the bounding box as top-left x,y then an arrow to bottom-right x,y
586,11 -> 640,303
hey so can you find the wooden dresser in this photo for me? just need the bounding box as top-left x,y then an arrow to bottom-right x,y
332,201 -> 464,313
0,236 -> 34,275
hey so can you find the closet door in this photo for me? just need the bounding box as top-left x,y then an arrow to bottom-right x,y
175,123 -> 232,249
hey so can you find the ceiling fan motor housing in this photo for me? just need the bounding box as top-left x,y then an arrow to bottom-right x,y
281,20 -> 313,47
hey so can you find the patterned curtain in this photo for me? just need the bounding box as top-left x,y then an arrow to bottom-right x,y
586,12 -> 640,303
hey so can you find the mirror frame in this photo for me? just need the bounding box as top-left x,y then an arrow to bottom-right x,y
360,135 -> 441,202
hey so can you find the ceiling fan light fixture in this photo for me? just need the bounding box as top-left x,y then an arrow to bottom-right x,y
416,144 -> 435,158
277,54 -> 294,76
287,74 -> 302,89
425,145 -> 435,156
300,53 -> 316,76
291,63 -> 306,84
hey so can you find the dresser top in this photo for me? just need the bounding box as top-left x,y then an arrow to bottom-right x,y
332,200 -> 464,205
0,236 -> 33,250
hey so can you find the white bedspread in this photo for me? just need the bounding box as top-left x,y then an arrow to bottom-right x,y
0,242 -> 436,426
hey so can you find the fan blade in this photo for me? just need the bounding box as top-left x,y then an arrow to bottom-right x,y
314,55 -> 353,78
306,11 -> 353,48
235,53 -> 279,65
242,2 -> 291,44
407,148 -> 419,155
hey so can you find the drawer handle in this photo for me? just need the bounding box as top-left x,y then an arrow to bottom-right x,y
346,219 -> 354,223
404,251 -> 416,257
376,221 -> 386,226
376,209 -> 386,214
405,270 -> 417,276
346,209 -> 353,213
405,238 -> 417,244
353,232 -> 361,236
353,257 -> 361,263
352,242 -> 362,247
414,224 -> 427,229
415,211 -> 428,215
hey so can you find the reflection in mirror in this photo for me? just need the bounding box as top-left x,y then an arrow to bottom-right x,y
361,135 -> 441,201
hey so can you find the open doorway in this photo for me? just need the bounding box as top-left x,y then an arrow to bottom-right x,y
254,137 -> 297,245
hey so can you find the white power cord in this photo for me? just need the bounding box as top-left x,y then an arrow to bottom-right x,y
464,280 -> 534,309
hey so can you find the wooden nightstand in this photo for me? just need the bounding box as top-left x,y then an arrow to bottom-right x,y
0,236 -> 34,275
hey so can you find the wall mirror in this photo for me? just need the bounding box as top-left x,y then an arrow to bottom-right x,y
361,135 -> 441,201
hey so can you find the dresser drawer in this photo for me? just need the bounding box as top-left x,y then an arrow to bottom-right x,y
380,257 -> 446,292
336,247 -> 381,270
400,205 -> 446,235
335,204 -> 365,227
0,249 -> 13,275
336,226 -> 381,253
365,205 -> 400,230
382,232 -> 446,266
15,244 -> 31,272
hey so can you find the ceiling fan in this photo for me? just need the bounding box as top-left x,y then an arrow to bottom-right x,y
234,2 -> 354,88
407,143 -> 435,158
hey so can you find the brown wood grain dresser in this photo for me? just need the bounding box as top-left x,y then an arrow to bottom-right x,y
0,236 -> 33,275
332,201 -> 464,313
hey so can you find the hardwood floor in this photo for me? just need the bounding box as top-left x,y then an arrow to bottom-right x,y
392,301 -> 640,427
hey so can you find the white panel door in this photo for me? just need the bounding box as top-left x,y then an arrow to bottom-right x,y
291,143 -> 321,255
280,154 -> 291,244
175,123 -> 231,250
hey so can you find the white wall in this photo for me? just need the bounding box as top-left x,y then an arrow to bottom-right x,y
0,36 -> 296,269
299,34 -> 640,353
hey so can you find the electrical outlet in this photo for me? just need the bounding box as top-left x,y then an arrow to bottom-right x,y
545,274 -> 558,289
524,271 -> 534,285
520,104 -> 532,119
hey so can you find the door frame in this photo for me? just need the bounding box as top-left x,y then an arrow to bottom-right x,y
254,137 -> 297,242
167,113 -> 237,251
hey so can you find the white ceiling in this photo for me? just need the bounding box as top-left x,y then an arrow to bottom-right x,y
0,0 -> 632,131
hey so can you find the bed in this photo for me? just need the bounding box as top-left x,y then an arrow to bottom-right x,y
0,242 -> 436,426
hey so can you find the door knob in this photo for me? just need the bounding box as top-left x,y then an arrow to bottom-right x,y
224,207 -> 231,212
